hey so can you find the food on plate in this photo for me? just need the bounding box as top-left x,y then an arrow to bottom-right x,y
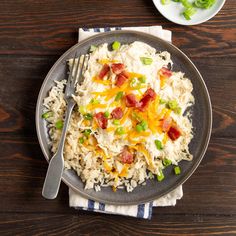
42,41 -> 194,192
161,0 -> 216,20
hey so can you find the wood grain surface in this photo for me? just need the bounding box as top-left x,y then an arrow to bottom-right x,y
0,0 -> 236,235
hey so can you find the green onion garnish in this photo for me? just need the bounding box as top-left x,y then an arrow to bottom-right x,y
42,111 -> 53,119
157,171 -> 165,182
174,166 -> 181,175
163,158 -> 172,167
55,120 -> 63,129
167,100 -> 181,114
115,127 -> 125,135
194,0 -> 215,9
89,45 -> 97,52
83,129 -> 92,137
112,41 -> 121,50
79,137 -> 84,144
139,75 -> 146,83
136,124 -> 143,132
113,119 -> 120,125
140,120 -> 148,130
159,98 -> 167,104
90,98 -> 99,104
115,91 -> 124,101
104,111 -> 110,118
79,106 -> 86,115
183,6 -> 197,20
155,140 -> 163,150
140,57 -> 153,65
84,113 -> 93,120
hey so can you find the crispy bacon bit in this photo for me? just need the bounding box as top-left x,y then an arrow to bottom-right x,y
120,70 -> 129,78
111,63 -> 125,75
120,147 -> 134,164
111,107 -> 123,119
167,126 -> 181,141
162,116 -> 172,132
115,73 -> 128,87
159,67 -> 172,78
98,64 -> 110,79
125,93 -> 139,107
138,88 -> 156,111
94,112 -> 108,129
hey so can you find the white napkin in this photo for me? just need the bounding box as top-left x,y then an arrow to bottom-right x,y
69,26 -> 183,219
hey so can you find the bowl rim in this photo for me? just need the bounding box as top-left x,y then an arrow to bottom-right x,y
36,30 -> 212,205
152,0 -> 226,26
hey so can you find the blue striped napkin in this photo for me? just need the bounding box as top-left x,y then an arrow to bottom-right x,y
69,26 -> 182,219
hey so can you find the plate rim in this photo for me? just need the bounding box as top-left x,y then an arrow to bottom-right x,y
152,0 -> 226,26
36,30 -> 212,205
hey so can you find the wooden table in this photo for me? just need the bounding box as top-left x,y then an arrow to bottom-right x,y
0,1 -> 235,235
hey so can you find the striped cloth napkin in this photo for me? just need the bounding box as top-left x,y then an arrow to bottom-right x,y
69,26 -> 183,219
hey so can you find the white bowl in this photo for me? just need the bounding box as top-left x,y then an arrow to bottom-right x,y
152,0 -> 226,25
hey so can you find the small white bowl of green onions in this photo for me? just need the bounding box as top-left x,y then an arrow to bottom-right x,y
152,0 -> 225,25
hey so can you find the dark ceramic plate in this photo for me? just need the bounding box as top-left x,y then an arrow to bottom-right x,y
36,30 -> 212,205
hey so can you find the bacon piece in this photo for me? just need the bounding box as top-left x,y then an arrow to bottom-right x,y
111,107 -> 123,119
159,67 -> 172,78
94,112 -> 108,129
167,126 -> 181,141
115,73 -> 127,87
120,147 -> 134,164
138,88 -> 156,111
111,63 -> 125,75
98,64 -> 110,79
162,116 -> 172,132
125,93 -> 139,108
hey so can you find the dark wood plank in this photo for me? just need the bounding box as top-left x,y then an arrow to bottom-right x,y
0,213 -> 235,236
0,0 -> 235,57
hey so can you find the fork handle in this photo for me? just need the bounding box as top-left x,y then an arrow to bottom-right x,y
42,100 -> 75,199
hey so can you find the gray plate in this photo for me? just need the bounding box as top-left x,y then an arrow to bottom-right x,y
36,30 -> 212,205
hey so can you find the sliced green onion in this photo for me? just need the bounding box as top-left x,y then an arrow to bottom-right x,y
180,0 -> 192,8
89,45 -> 97,52
79,105 -> 86,115
79,137 -> 84,144
55,120 -> 63,129
84,113 -> 93,120
167,100 -> 178,110
159,98 -> 167,104
113,119 -> 120,125
83,129 -> 92,137
183,6 -> 197,20
174,166 -> 181,175
130,78 -> 141,89
90,98 -> 99,104
194,0 -> 215,9
140,57 -> 153,65
155,139 -> 163,150
112,41 -> 121,50
163,158 -> 172,167
140,120 -> 148,130
115,91 -> 124,101
115,127 -> 125,135
139,75 -> 146,83
167,100 -> 181,114
157,170 -> 165,182
135,124 -> 143,132
42,111 -> 53,119
104,111 -> 110,118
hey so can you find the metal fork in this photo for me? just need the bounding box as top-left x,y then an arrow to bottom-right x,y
42,54 -> 87,199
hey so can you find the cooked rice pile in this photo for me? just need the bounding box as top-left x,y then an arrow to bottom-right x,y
43,41 -> 194,192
